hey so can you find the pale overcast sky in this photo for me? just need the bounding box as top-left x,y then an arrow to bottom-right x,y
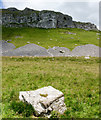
1,0 -> 100,29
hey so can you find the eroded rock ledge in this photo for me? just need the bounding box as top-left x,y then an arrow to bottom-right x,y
1,7 -> 98,31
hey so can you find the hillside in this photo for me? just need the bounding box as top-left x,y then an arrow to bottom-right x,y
1,7 -> 100,119
2,27 -> 99,50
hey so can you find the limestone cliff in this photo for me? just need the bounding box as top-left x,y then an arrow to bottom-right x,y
1,7 -> 98,31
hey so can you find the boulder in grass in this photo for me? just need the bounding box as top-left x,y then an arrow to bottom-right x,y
48,46 -> 71,57
19,86 -> 67,117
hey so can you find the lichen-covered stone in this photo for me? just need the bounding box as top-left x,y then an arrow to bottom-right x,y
19,86 -> 67,117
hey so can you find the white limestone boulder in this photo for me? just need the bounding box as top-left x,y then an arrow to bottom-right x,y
19,86 -> 67,117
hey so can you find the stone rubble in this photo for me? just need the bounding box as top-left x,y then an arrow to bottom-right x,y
1,42 -> 52,57
0,40 -> 100,57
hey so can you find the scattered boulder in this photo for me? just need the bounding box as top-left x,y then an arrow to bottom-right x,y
68,32 -> 76,35
19,86 -> 67,117
6,40 -> 12,42
71,37 -> 74,39
48,47 -> 71,57
84,56 -> 90,59
59,50 -> 65,53
96,33 -> 100,35
15,36 -> 23,38
27,41 -> 30,44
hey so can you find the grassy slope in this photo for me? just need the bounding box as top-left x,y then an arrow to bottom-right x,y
2,27 -> 99,50
2,27 -> 100,118
2,57 -> 99,118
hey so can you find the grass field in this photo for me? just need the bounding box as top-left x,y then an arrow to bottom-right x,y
2,56 -> 100,118
2,27 -> 100,50
2,27 -> 100,118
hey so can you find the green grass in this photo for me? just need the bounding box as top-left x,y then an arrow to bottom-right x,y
2,27 -> 100,50
2,27 -> 100,118
2,56 -> 100,118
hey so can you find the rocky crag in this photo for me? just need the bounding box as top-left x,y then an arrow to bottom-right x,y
1,7 -> 98,31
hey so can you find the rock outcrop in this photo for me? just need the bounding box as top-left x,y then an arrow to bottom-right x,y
1,7 -> 98,31
19,86 -> 67,117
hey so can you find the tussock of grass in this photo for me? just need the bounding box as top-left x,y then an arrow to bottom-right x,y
2,57 -> 99,118
10,101 -> 34,117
